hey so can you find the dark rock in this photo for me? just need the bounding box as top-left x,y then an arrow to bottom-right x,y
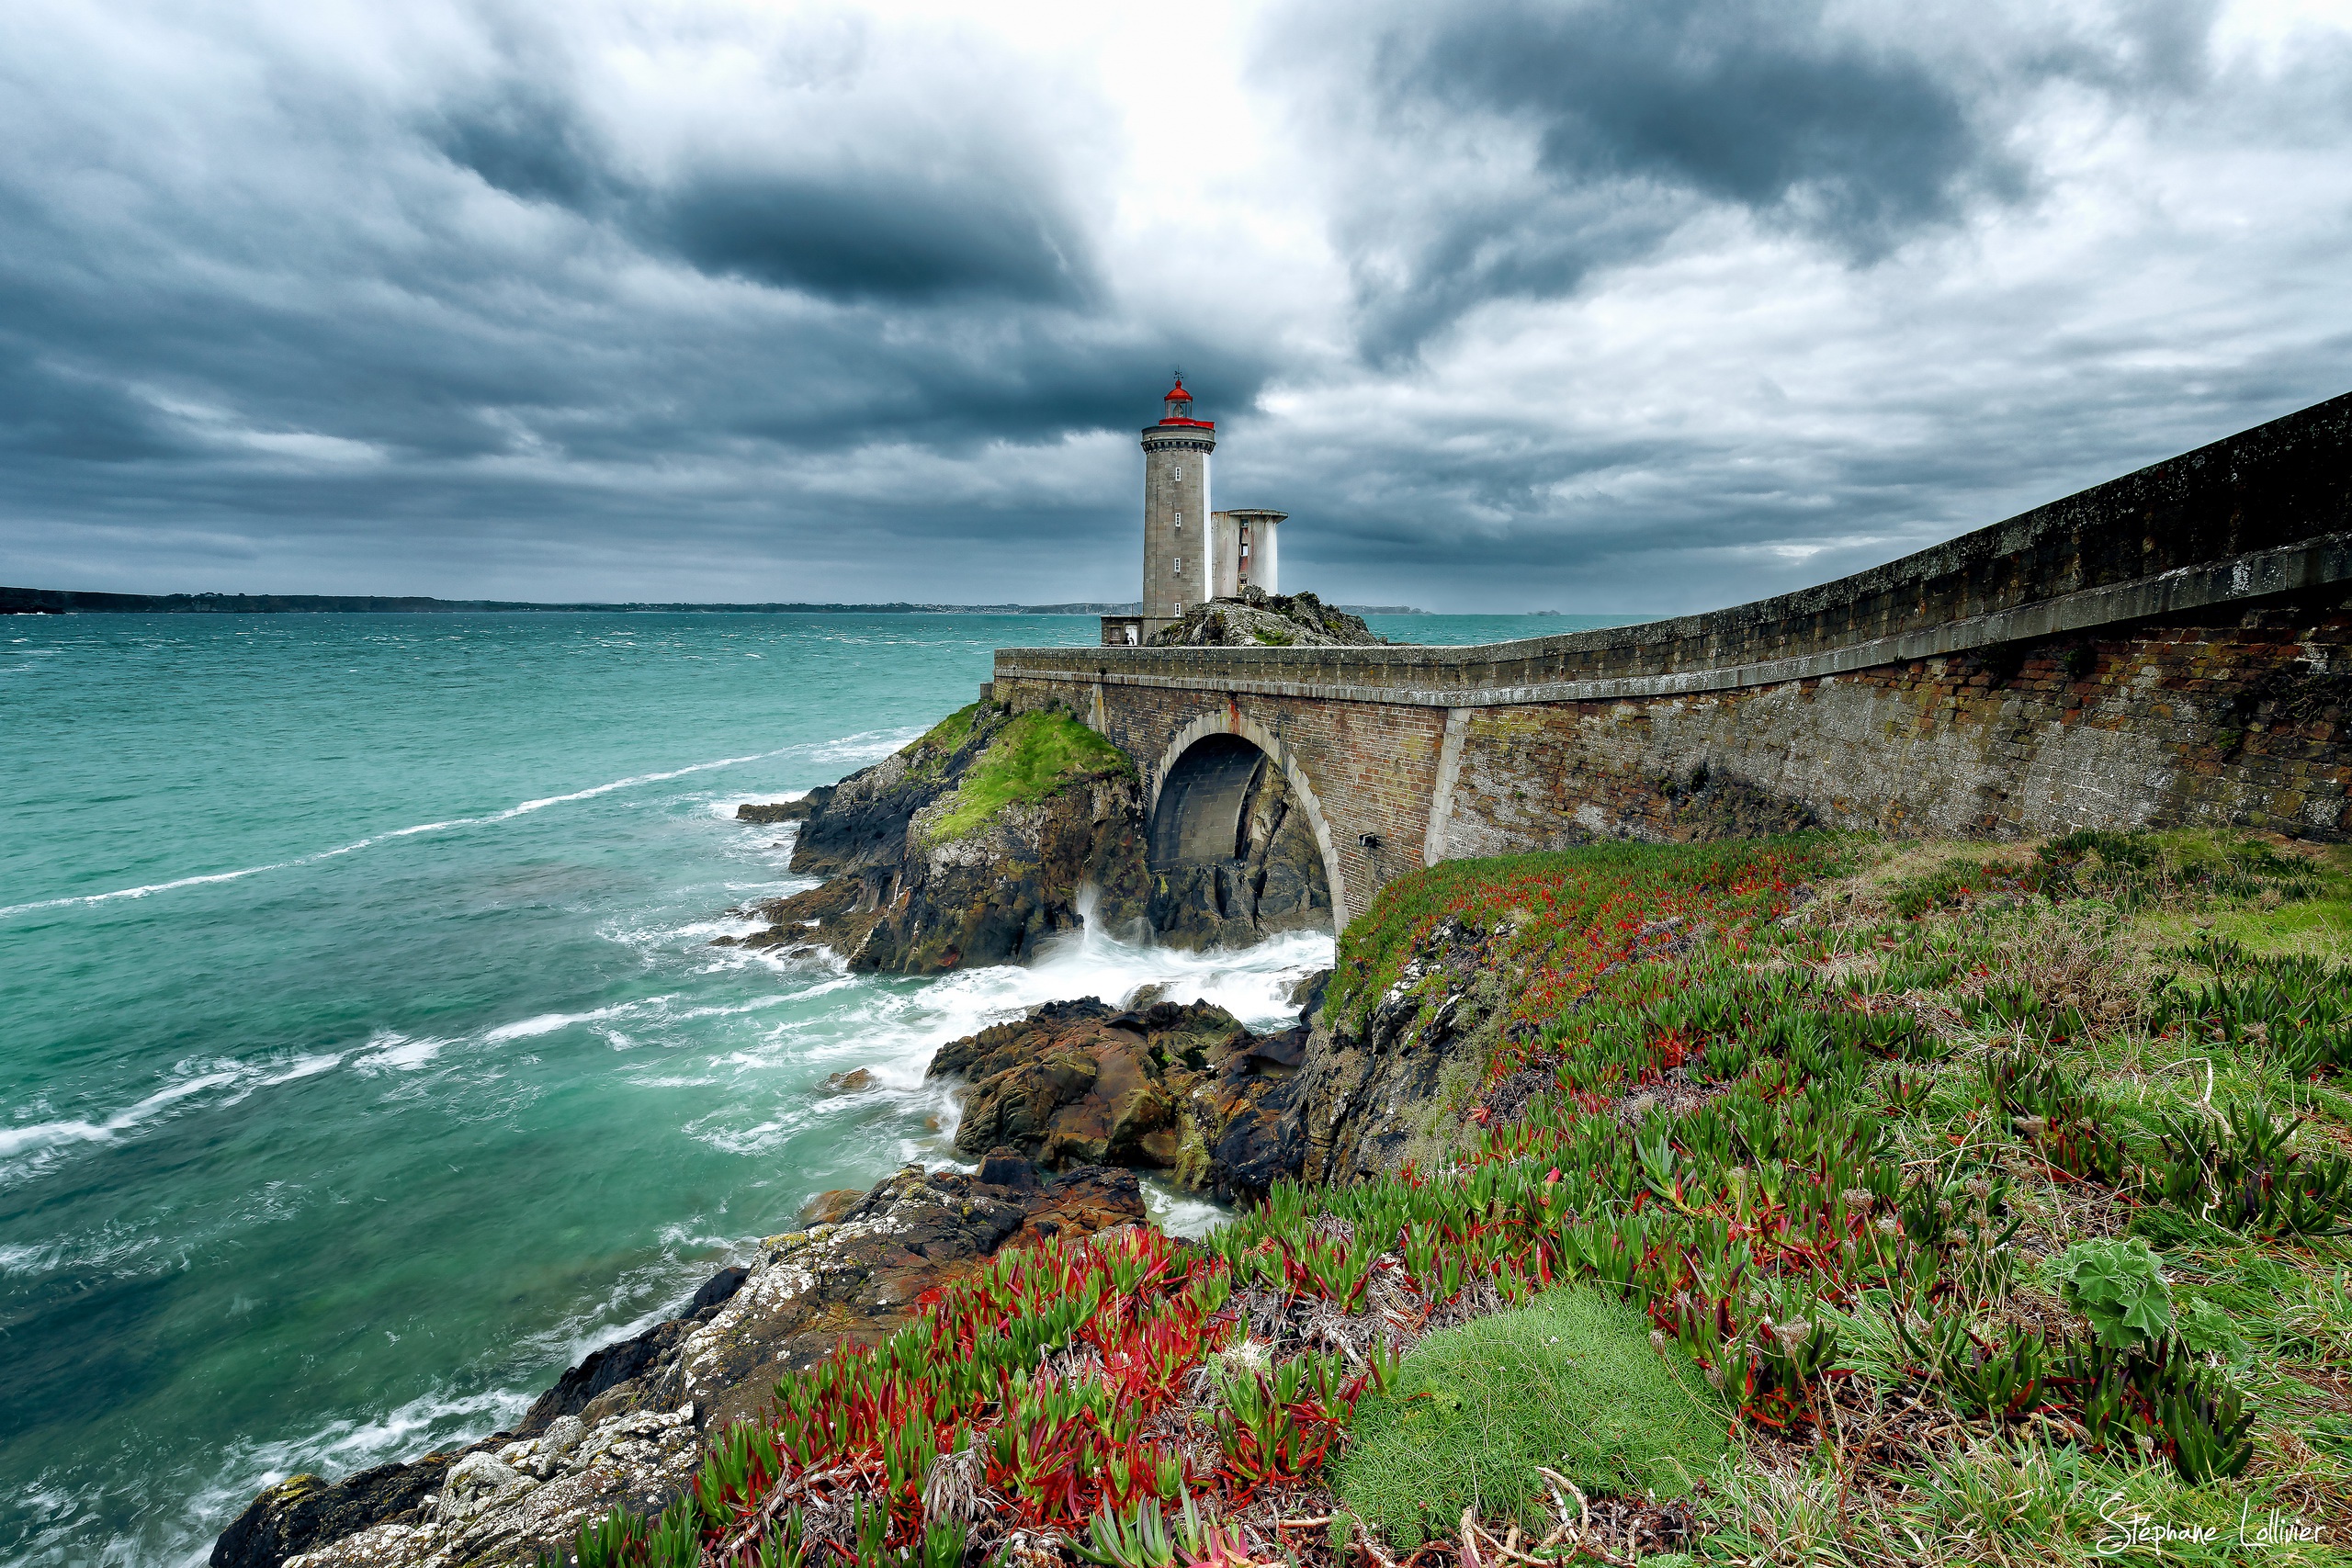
977,1146 -> 1043,1190
519,1322 -> 687,1435
927,999 -> 1301,1201
741,705 -> 1150,975
689,1265 -> 749,1314
1287,968 -> 1332,1022
736,798 -> 818,824
209,1456 -> 452,1568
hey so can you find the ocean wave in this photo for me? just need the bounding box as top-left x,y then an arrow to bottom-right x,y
0,734 -> 899,920
348,1032 -> 451,1073
0,1068 -> 243,1161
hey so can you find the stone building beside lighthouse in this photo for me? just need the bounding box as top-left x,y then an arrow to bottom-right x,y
1106,378 -> 1286,644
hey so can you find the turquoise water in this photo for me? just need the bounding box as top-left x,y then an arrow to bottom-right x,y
0,610 -> 1589,1564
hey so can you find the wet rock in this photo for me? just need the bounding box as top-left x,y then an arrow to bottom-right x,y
689,1266 -> 748,1313
226,1161 -> 1143,1568
820,1067 -> 878,1093
797,1188 -> 865,1225
736,798 -> 817,824
927,999 -> 1301,1201
1287,968 -> 1331,1022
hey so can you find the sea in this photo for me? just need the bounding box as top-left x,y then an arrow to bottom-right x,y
0,609 -> 1634,1565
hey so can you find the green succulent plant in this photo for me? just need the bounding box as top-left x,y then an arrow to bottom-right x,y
2054,1237 -> 2173,1349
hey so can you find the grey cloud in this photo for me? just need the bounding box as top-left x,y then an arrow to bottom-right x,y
430,73 -> 1097,306
1405,0 -> 1999,245
1299,0 -> 2245,355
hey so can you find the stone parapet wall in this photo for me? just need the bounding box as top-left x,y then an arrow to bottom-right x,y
1438,592 -> 2352,852
998,393 -> 2351,705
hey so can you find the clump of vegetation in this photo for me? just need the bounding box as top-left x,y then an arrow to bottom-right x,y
2054,1237 -> 2172,1348
1335,1290 -> 1726,1544
569,827 -> 2352,1567
923,710 -> 1134,843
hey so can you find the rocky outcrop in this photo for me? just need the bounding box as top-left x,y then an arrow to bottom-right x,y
1292,918 -> 1508,1183
928,998 -> 1308,1202
724,703 -> 1151,974
213,1161 -> 1143,1568
1149,751 -> 1331,950
1148,587 -> 1385,649
735,798 -> 817,825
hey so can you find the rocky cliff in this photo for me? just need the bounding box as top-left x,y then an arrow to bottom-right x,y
213,1160 -> 1143,1568
725,702 -> 1151,973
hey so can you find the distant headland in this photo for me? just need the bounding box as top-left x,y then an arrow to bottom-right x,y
0,585 -> 1431,617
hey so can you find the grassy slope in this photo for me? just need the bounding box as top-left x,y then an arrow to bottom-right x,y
573,829 -> 2352,1568
922,709 -> 1134,844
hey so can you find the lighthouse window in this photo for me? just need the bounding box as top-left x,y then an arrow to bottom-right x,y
1172,558 -> 1182,575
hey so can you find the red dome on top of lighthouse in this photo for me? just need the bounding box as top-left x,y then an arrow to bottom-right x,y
1157,376 -> 1213,428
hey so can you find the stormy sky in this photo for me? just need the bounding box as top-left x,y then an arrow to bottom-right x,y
2,1 -> 2347,613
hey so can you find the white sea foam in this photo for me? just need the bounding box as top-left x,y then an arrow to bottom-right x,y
0,1069 -> 243,1160
481,1001 -> 643,1043
675,906 -> 1333,1163
349,1032 -> 450,1073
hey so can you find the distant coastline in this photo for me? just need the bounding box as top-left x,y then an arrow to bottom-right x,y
1,586 -> 1432,617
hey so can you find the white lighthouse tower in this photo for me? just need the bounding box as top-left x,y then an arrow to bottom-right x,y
1102,376 -> 1286,646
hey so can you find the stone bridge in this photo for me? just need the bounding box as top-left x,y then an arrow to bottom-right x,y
991,393 -> 2352,931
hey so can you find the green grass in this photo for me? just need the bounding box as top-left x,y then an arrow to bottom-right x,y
575,826 -> 2352,1568
923,709 -> 1134,843
1335,1290 -> 1730,1545
910,702 -> 979,761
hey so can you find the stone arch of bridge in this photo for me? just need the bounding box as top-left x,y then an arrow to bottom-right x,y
1144,705 -> 1348,931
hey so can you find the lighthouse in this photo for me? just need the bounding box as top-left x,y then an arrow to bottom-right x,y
1103,377 -> 1285,646
1139,377 -> 1216,637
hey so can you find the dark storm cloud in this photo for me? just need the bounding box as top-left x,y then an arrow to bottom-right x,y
430,85 -> 1095,304
1407,1 -> 1996,245
1292,0 -> 2228,354
0,0 -> 1283,604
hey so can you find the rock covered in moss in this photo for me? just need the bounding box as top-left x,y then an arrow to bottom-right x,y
728,702 -> 1150,974
1147,588 -> 1386,648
